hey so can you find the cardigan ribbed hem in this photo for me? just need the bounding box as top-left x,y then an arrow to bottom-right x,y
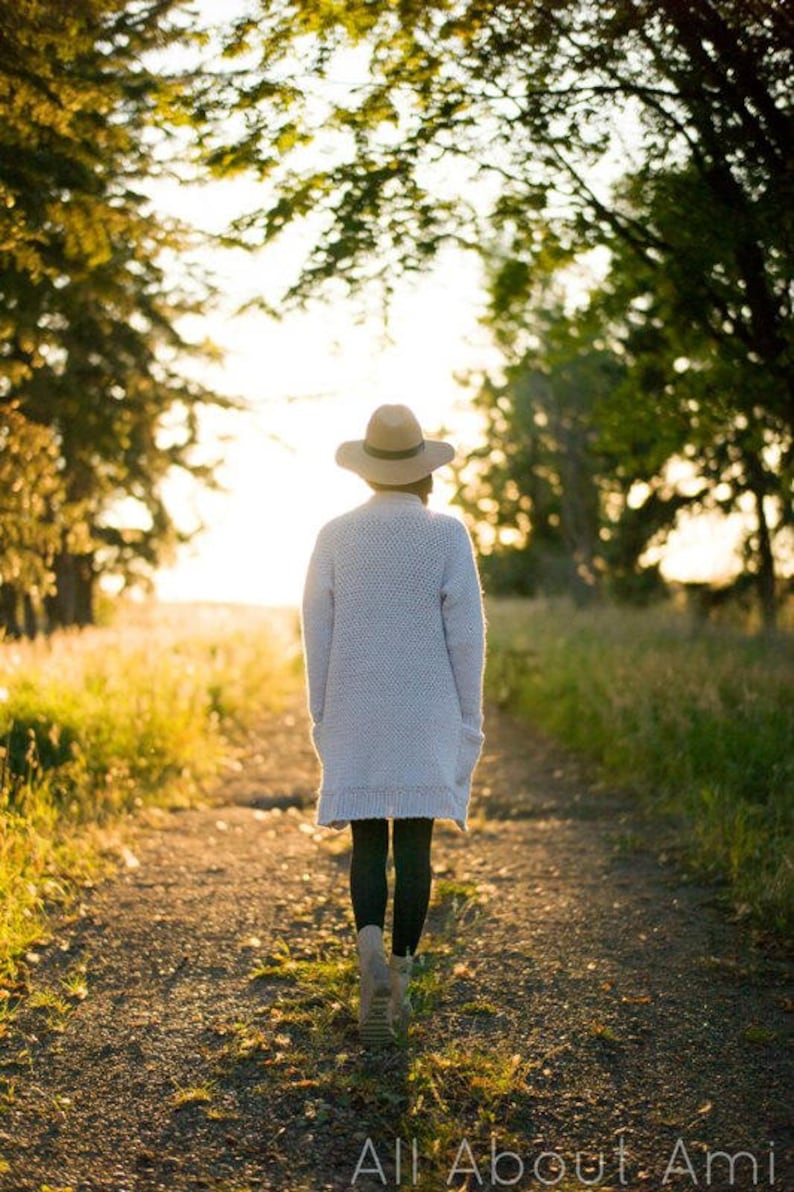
316,786 -> 469,832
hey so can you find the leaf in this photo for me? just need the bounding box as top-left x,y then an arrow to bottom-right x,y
742,1024 -> 778,1045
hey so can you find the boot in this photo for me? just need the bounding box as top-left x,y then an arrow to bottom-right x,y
356,925 -> 392,1046
389,953 -> 414,1033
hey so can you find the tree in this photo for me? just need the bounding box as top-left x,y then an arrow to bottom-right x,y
0,405 -> 71,636
592,161 -> 793,629
0,0 -> 226,633
209,1 -> 792,398
455,303 -> 681,604
205,0 -> 793,623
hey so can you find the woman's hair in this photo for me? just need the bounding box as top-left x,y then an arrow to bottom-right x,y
368,474 -> 434,503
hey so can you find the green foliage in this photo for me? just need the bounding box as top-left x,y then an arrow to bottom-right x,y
589,164 -> 792,628
486,598 -> 794,938
208,1 -> 793,380
0,0 -> 229,634
461,274 -> 790,618
206,0 -> 794,625
0,406 -> 69,593
455,304 -> 674,604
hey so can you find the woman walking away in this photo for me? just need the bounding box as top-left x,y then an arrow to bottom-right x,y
301,404 -> 486,1045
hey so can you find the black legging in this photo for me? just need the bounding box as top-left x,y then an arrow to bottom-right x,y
350,818 -> 434,957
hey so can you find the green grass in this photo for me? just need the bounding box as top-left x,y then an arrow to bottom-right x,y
0,600 -> 300,984
486,597 -> 794,939
172,1082 -> 217,1109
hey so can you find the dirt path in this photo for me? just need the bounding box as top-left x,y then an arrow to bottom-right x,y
0,694 -> 791,1192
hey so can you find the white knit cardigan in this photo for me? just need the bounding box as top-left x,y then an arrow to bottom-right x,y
301,491 -> 486,830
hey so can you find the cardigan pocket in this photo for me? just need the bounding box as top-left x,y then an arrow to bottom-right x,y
455,723 -> 484,786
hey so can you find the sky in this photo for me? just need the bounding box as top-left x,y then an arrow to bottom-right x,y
150,1 -> 504,608
152,231 -> 746,607
152,191 -> 501,607
151,2 -> 748,609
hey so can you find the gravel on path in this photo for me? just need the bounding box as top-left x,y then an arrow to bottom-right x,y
0,694 -> 791,1191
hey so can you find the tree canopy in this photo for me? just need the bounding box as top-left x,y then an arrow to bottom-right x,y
0,0 -> 225,634
3,0 -> 792,631
205,0 -> 793,625
209,1 -> 792,376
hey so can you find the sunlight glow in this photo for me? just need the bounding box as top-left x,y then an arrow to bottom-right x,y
154,246 -> 496,607
149,0 -> 757,608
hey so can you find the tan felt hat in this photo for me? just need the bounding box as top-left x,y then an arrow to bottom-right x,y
335,404 -> 454,484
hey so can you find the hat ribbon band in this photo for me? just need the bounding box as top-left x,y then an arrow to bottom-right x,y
363,439 -> 425,461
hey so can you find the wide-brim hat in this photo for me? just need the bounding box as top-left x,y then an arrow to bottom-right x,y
335,404 -> 455,484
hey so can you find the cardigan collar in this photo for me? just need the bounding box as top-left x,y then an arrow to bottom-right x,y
367,491 -> 424,507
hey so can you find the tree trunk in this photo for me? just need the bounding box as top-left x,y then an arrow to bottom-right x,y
0,584 -> 21,638
74,554 -> 95,626
52,551 -> 76,627
50,551 -> 96,628
559,421 -> 601,607
752,485 -> 777,634
22,591 -> 38,639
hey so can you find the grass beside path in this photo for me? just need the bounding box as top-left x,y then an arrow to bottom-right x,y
485,598 -> 794,942
0,601 -> 301,986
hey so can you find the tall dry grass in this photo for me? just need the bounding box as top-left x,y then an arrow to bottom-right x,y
0,601 -> 301,983
486,598 -> 794,940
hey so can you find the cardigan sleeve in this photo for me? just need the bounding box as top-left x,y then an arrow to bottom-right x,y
441,520 -> 486,730
301,524 -> 335,726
